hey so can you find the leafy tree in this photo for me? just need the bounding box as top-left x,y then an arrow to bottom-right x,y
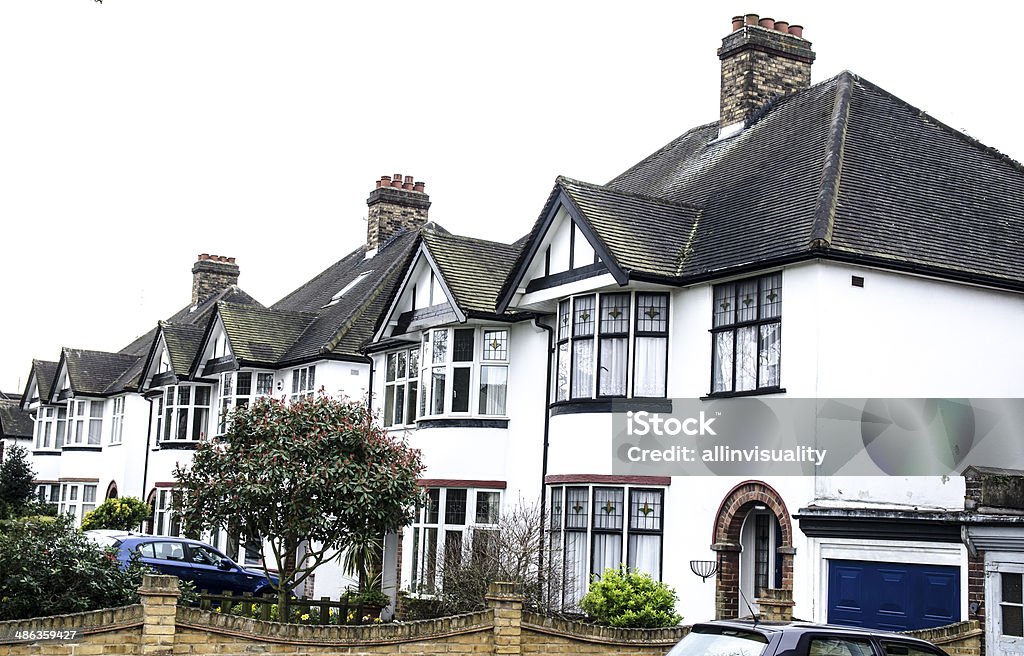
81,496 -> 151,531
0,444 -> 36,520
580,567 -> 682,628
172,395 -> 424,608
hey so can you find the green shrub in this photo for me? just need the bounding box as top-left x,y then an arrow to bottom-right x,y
81,496 -> 151,531
0,444 -> 36,520
580,567 -> 682,628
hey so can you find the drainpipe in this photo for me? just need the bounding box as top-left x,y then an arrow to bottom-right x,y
532,315 -> 555,577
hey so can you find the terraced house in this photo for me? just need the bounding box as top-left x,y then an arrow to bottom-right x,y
10,14 -> 1024,654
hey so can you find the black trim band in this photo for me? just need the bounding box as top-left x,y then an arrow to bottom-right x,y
157,441 -> 201,450
416,418 -> 510,430
549,398 -> 673,416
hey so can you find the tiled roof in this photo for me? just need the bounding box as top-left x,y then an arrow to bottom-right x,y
217,303 -> 318,366
62,349 -> 141,397
421,228 -> 523,316
160,322 -> 206,376
30,360 -> 59,402
0,398 -> 33,438
606,71 -> 1024,286
274,230 -> 421,361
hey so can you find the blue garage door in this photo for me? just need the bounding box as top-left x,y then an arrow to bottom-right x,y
827,559 -> 960,631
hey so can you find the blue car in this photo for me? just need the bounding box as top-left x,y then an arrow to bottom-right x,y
87,531 -> 279,596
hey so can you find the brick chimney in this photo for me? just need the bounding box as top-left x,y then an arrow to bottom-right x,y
366,173 -> 430,250
191,254 -> 239,306
718,14 -> 815,129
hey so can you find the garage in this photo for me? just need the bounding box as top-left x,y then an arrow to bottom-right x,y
827,559 -> 960,631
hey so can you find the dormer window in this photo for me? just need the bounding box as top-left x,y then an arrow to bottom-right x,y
161,385 -> 212,442
555,291 -> 669,402
67,399 -> 103,446
325,272 -> 373,307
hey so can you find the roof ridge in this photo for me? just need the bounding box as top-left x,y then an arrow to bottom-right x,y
423,227 -> 520,250
558,175 -> 703,211
809,70 -> 855,249
851,73 -> 1024,176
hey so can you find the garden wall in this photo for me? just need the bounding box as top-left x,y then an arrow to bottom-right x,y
0,577 -> 983,656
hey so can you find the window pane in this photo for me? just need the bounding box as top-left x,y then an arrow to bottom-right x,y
1003,573 -> 1023,604
600,294 -> 630,334
298,369 -> 307,393
482,330 -> 508,361
394,384 -> 406,425
432,330 -> 448,364
70,486 -> 78,501
558,299 -> 571,341
419,368 -> 428,417
735,280 -> 758,323
636,294 -> 668,333
422,527 -> 438,594
386,352 -> 397,382
444,530 -> 463,570
479,365 -> 507,415
426,489 -> 440,523
475,491 -> 500,524
223,372 -> 234,397
177,408 -> 188,440
178,386 -> 191,406
407,381 -> 418,423
591,532 -> 622,577
629,489 -> 663,531
237,372 -> 252,397
571,339 -> 594,399
445,489 -> 467,525
397,350 -> 407,379
713,331 -> 734,392
736,326 -> 757,391
1003,605 -> 1024,637
598,337 -> 628,396
88,419 -> 102,445
410,528 -> 421,593
565,531 -> 587,607
90,401 -> 103,418
194,386 -> 211,406
714,284 -> 735,327
759,323 -> 781,388
760,273 -> 782,318
550,488 -> 563,529
593,488 -> 624,530
409,346 -> 419,372
291,369 -> 299,394
573,296 -> 595,337
452,367 -> 471,412
256,374 -> 273,395
84,485 -> 97,503
431,369 -> 446,414
565,488 -> 588,529
556,342 -> 569,402
453,329 -> 475,362
633,337 -> 667,397
307,366 -> 315,390
383,385 -> 396,427
628,534 -> 661,579
192,407 -> 208,440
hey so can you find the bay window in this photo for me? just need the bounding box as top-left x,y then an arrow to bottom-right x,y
218,371 -> 274,434
548,485 -> 664,607
384,346 -> 419,428
35,407 -> 56,450
67,399 -> 103,446
161,385 -> 212,442
410,487 -> 502,594
555,291 -> 668,401
711,273 -> 782,394
418,326 -> 509,418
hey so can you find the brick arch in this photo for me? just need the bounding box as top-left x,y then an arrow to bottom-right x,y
105,481 -> 118,500
711,480 -> 795,619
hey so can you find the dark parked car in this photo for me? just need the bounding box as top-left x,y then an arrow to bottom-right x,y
666,620 -> 948,656
86,532 -> 279,596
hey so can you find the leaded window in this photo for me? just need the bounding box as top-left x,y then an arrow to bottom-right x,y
711,273 -> 782,394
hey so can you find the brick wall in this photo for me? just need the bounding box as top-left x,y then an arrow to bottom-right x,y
0,577 -> 984,656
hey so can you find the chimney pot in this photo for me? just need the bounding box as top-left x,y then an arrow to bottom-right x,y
391,179 -> 403,188
788,24 -> 803,37
403,181 -> 414,190
227,257 -> 236,264
744,13 -> 759,25
732,15 -> 744,31
758,17 -> 774,30
413,181 -> 425,192
199,253 -> 209,261
393,172 -> 402,181
404,175 -> 413,184
774,21 -> 789,33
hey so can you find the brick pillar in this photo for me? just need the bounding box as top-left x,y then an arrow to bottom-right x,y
485,581 -> 523,656
713,544 -> 741,619
968,551 -> 986,655
755,588 -> 795,622
138,574 -> 180,655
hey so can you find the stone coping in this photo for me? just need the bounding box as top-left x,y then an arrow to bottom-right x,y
521,610 -> 690,646
0,605 -> 144,644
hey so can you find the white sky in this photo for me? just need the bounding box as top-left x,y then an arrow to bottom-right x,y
1,1 -> 1021,393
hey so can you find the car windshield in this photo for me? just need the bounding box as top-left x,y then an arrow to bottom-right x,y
86,533 -> 124,548
666,628 -> 769,656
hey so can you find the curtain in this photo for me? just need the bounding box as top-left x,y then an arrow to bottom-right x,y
736,326 -> 757,391
633,337 -> 667,397
591,533 -> 622,578
564,531 -> 588,607
599,337 -> 628,396
713,331 -> 733,392
759,323 -> 781,387
571,339 -> 594,398
628,534 -> 661,579
478,365 -> 507,415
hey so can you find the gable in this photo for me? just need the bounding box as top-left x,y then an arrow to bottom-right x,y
193,313 -> 235,377
375,246 -> 462,340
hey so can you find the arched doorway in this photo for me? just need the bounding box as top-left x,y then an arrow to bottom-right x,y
711,480 -> 794,619
105,481 -> 118,500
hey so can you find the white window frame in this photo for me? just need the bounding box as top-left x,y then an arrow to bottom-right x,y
546,484 -> 665,608
417,326 -> 510,419
290,365 -> 316,402
59,482 -> 98,526
161,384 -> 212,442
34,406 -> 56,450
66,399 -> 103,446
555,291 -> 669,402
383,346 -> 419,428
217,370 -> 275,434
152,488 -> 181,537
110,396 -> 125,444
409,487 -> 502,595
